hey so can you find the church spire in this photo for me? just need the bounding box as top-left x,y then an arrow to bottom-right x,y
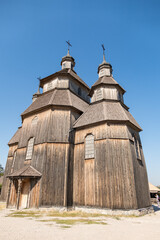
61,40 -> 75,70
98,44 -> 112,78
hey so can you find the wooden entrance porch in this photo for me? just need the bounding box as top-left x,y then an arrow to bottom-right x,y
6,165 -> 42,209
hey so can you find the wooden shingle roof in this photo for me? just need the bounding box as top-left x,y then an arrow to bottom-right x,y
8,127 -> 22,146
73,101 -> 142,131
7,165 -> 42,178
89,76 -> 125,95
21,89 -> 89,116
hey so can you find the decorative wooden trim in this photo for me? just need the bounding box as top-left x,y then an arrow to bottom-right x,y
16,179 -> 22,210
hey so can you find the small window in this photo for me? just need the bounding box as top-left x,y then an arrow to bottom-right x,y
85,134 -> 94,159
47,81 -> 52,91
12,150 -> 17,168
134,137 -> 141,160
96,88 -> 102,101
26,137 -> 35,160
32,116 -> 38,125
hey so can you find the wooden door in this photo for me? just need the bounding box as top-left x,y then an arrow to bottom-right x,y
85,160 -> 95,206
20,179 -> 30,208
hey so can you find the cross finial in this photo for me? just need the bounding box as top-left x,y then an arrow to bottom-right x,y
66,40 -> 72,55
101,44 -> 106,62
37,77 -> 41,93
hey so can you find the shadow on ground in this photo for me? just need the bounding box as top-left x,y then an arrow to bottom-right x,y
152,205 -> 160,212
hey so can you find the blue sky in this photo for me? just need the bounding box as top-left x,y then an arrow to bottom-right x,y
0,0 -> 160,185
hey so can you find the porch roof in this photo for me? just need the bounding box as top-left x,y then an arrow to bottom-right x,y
7,165 -> 42,178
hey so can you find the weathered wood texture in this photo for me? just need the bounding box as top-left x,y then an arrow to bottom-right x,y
73,123 -> 150,209
8,179 -> 18,207
91,86 -> 123,103
2,105 -> 150,210
18,107 -> 80,148
29,179 -> 41,208
130,142 -> 151,208
1,145 -> 18,201
2,107 -> 78,207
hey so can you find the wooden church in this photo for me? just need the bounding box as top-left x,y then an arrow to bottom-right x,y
1,45 -> 151,210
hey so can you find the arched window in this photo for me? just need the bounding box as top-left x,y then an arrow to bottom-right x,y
85,134 -> 94,159
12,150 -> 17,168
26,137 -> 35,160
134,136 -> 141,160
32,116 -> 38,125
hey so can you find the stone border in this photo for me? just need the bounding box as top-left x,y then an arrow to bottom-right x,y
73,206 -> 154,216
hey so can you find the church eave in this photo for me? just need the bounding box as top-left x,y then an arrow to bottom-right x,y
73,119 -> 142,132
89,82 -> 125,96
8,127 -> 22,146
21,89 -> 89,119
73,101 -> 142,131
21,104 -> 83,120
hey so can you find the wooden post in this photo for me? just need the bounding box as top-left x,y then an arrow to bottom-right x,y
64,144 -> 69,207
6,179 -> 12,208
16,179 -> 22,210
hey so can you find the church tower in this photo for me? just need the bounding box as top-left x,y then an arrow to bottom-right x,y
1,46 -> 90,209
73,47 -> 151,209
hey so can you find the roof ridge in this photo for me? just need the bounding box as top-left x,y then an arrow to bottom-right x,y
68,69 -> 90,90
119,103 -> 142,131
48,89 -> 57,105
21,165 -> 30,175
29,165 -> 42,175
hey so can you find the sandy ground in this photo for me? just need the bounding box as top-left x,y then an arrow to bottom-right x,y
0,204 -> 160,240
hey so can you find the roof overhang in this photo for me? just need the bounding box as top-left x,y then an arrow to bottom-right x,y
7,165 -> 42,179
89,82 -> 125,97
39,69 -> 90,91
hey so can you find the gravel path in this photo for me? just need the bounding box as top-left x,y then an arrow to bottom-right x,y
0,205 -> 160,240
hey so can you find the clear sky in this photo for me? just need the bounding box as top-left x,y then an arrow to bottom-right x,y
0,0 -> 160,185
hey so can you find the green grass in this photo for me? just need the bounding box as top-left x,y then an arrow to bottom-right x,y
38,218 -> 107,226
7,209 -> 143,219
7,210 -> 42,218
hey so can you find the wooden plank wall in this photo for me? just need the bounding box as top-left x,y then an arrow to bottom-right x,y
40,143 -> 67,206
84,159 -> 95,206
29,179 -> 41,208
2,107 -> 80,207
130,140 -> 151,208
73,123 -> 150,209
1,144 -> 18,201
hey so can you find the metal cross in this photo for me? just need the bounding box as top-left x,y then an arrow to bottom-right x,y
102,44 -> 105,57
66,40 -> 72,51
